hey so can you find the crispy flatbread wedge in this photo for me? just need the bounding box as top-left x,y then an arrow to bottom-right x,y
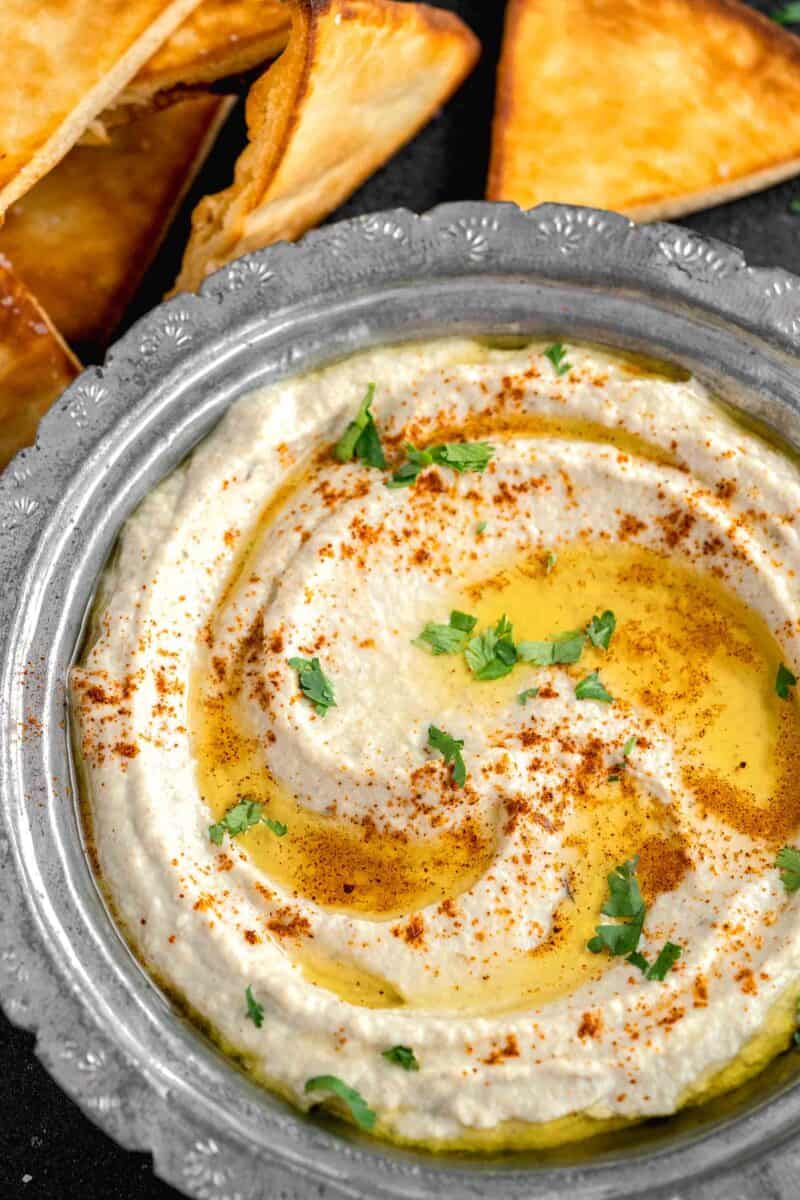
488,0 -> 800,221
174,0 -> 480,292
0,261 -> 80,472
0,0 -> 202,216
112,0 -> 290,118
0,97 -> 231,357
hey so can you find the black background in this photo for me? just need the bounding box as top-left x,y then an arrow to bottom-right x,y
2,1 -> 800,1197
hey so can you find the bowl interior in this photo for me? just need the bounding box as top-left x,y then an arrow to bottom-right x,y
8,259 -> 800,1197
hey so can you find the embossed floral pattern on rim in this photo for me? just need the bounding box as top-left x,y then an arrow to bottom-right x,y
2,203 -> 800,1200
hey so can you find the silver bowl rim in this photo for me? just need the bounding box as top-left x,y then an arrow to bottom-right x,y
3,201 -> 800,1200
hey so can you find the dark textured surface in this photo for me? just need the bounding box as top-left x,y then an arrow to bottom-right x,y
2,1 -> 800,1197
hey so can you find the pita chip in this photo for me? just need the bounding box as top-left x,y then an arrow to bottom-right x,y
488,0 -> 800,221
0,96 -> 231,357
0,0 -> 203,216
113,0 -> 290,118
0,261 -> 80,473
174,0 -> 480,293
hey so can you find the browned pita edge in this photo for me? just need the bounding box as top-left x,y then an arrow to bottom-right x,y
83,0 -> 290,141
488,0 -> 800,222
0,0 -> 203,217
0,96 -> 232,358
0,259 -> 80,472
173,0 -> 480,293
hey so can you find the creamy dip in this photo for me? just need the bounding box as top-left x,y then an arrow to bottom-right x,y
72,339 -> 800,1149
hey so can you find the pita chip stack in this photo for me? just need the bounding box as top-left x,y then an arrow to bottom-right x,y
174,0 -> 480,292
0,260 -> 80,472
0,0 -> 203,215
488,0 -> 800,221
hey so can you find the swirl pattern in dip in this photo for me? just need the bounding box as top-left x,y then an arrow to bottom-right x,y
72,339 -> 800,1149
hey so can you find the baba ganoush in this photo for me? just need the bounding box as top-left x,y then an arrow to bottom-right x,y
72,338 -> 800,1150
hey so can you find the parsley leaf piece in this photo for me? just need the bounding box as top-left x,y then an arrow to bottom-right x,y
413,610 -> 477,656
465,615 -> 518,681
518,687 -> 539,705
450,609 -> 478,633
385,444 -> 433,488
626,950 -> 650,973
575,670 -> 613,703
304,1075 -> 376,1131
209,799 -> 287,846
263,816 -> 288,837
209,799 -> 263,844
288,656 -> 336,716
413,623 -> 469,656
431,442 -> 494,473
602,857 -> 645,918
333,384 -> 386,469
791,198 -> 800,214
776,663 -> 797,700
588,912 -> 644,957
544,342 -> 572,376
245,985 -> 264,1028
586,610 -> 617,651
517,629 -> 586,666
386,441 -> 494,487
381,1045 -> 419,1071
588,858 -> 646,957
622,735 -> 637,758
773,3 -> 800,23
427,724 -> 467,787
476,520 -> 488,536
776,846 -> 800,891
645,942 -> 682,981
545,550 -> 558,574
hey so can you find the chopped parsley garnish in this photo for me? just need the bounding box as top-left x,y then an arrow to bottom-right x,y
587,858 -> 645,957
589,859 -> 682,980
643,941 -> 682,981
517,629 -> 585,666
465,614 -> 518,680
773,3 -> 800,23
333,383 -> 386,469
517,687 -> 539,705
791,198 -> 800,214
476,520 -> 488,536
427,725 -> 466,787
386,441 -> 494,488
544,342 -> 571,376
545,550 -> 558,574
776,663 -> 797,700
304,1075 -> 376,1131
413,610 -> 477,655
622,735 -> 636,757
209,799 -> 287,845
586,610 -> 616,651
288,656 -> 336,716
381,1045 -> 419,1071
245,985 -> 264,1028
776,845 -> 800,891
575,670 -> 613,703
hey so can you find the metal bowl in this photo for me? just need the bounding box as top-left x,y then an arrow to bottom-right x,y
3,201 -> 800,1200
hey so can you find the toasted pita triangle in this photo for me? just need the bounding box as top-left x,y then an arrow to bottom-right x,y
0,261 -> 80,472
0,0 -> 202,216
488,0 -> 800,221
0,97 -> 231,358
114,0 -> 290,116
174,0 -> 480,292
